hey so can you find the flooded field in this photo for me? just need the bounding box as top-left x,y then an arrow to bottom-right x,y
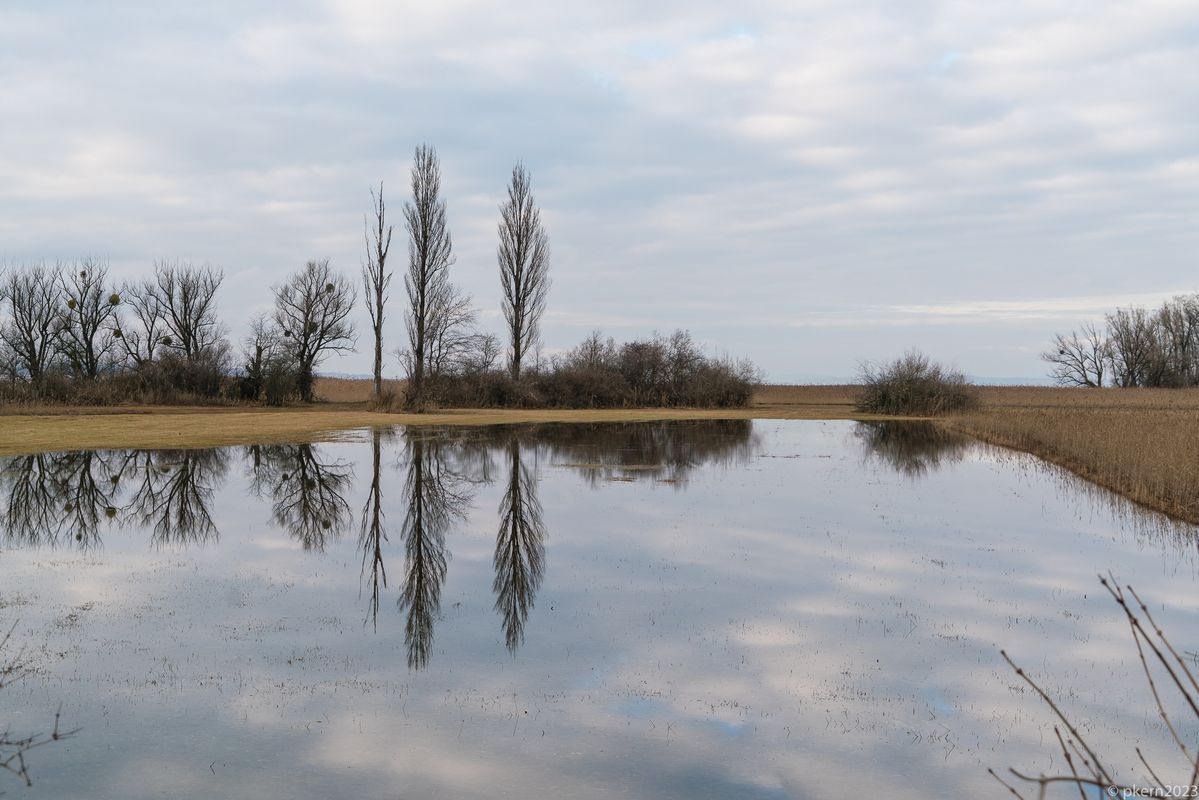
1,420 -> 1197,798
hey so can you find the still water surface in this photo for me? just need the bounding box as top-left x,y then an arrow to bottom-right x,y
1,420 -> 1197,798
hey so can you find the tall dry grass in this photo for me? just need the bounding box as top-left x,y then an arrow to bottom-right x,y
949,387 -> 1199,523
312,377 -> 405,404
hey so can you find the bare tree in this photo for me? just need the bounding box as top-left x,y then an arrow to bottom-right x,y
427,283 -> 480,377
1042,322 -> 1109,387
272,259 -> 356,402
1154,295 -> 1199,387
1106,306 -> 1161,387
240,315 -> 295,405
117,278 -> 167,368
363,182 -> 394,400
150,261 -> 226,363
402,145 -> 455,407
0,263 -> 62,381
497,162 -> 550,380
56,258 -> 121,379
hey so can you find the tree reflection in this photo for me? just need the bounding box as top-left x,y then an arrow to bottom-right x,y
359,429 -> 390,630
853,421 -> 974,478
0,450 -> 122,549
0,447 -> 228,550
0,453 -> 62,548
493,437 -> 546,652
247,443 -> 353,551
120,449 -> 228,547
51,451 -> 118,548
396,432 -> 471,668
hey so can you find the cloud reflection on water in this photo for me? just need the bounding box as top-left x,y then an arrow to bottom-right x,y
0,419 -> 1196,798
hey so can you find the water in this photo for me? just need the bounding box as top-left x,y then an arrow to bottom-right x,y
1,420 -> 1197,798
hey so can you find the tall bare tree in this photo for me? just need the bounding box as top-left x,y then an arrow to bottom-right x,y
497,162 -> 550,380
1042,322 -> 1109,387
56,258 -> 121,379
402,145 -> 454,407
0,263 -> 62,381
363,182 -> 394,400
272,259 -> 356,402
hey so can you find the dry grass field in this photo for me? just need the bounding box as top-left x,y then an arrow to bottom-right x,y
1,379 -> 1197,524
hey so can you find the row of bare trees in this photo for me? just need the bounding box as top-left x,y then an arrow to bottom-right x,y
0,256 -> 357,404
1043,295 -> 1199,388
0,259 -> 229,395
361,144 -> 551,408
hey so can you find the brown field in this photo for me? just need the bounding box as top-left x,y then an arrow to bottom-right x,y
2,379 -> 1197,525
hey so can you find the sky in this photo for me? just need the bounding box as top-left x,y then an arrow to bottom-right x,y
1,1 -> 1197,383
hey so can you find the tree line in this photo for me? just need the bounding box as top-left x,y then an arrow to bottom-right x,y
0,144 -> 755,408
0,255 -> 348,404
1043,294 -> 1199,388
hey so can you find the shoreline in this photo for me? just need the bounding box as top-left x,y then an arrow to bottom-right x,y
0,401 -> 898,457
3,383 -> 1198,528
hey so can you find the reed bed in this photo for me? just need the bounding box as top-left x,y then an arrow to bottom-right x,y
949,387 -> 1199,524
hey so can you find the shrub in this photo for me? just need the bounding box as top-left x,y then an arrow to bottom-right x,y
855,350 -> 977,415
417,330 -> 757,409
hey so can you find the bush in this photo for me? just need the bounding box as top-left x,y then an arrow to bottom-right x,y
413,330 -> 758,410
855,350 -> 977,415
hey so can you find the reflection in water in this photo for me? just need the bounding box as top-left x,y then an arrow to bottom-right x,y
0,420 -> 780,667
508,419 -> 758,486
854,421 -> 973,478
121,450 -> 229,547
0,449 -> 229,550
247,444 -> 353,551
359,429 -> 390,629
0,453 -> 66,548
397,432 -> 471,668
7,420 -> 1199,798
856,420 -> 1199,559
49,451 -> 118,549
494,438 -> 547,653
0,451 -> 121,549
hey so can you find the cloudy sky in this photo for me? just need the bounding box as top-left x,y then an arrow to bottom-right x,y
1,1 -> 1196,382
